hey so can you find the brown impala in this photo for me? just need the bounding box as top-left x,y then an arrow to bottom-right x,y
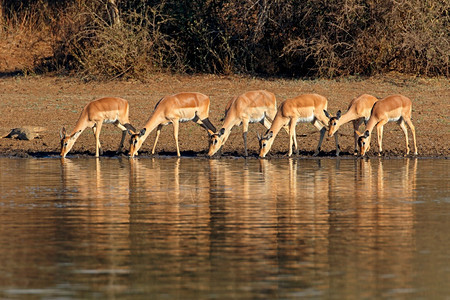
129,92 -> 216,157
60,97 -> 135,158
324,94 -> 378,155
208,90 -> 280,157
357,94 -> 417,156
259,93 -> 340,158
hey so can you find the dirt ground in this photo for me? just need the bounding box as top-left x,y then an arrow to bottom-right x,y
0,74 -> 448,158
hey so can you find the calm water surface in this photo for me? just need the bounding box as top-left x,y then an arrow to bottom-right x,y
0,157 -> 448,299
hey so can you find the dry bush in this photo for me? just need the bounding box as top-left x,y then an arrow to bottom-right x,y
50,2 -> 184,80
1,0 -> 448,78
0,1 -> 55,74
283,0 -> 449,77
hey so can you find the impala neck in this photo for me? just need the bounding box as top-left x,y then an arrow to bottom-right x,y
337,110 -> 359,126
69,112 -> 89,136
141,114 -> 166,141
219,116 -> 241,140
364,116 -> 378,135
268,114 -> 288,137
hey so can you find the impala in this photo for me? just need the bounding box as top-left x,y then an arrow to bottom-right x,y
258,94 -> 340,158
60,97 -> 136,158
324,94 -> 378,155
208,90 -> 278,157
128,92 -> 216,157
357,94 -> 417,156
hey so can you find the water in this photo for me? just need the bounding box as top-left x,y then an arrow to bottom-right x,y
0,157 -> 448,299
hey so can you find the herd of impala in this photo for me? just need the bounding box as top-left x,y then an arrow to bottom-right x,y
59,91 -> 418,158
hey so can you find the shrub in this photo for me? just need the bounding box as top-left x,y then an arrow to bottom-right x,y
1,0 -> 448,78
50,2 -> 184,80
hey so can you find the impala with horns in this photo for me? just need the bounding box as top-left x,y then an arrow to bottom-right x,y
324,94 -> 378,155
258,94 -> 340,158
60,97 -> 136,158
357,94 -> 417,156
128,92 -> 216,158
208,90 -> 280,157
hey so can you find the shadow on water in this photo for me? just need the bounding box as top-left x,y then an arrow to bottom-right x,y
0,157 -> 448,299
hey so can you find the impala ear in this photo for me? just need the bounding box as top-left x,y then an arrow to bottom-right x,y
71,130 -> 82,139
364,130 -> 370,137
139,128 -> 146,137
60,127 -> 66,139
336,110 -> 341,119
324,110 -> 331,118
257,132 -> 261,141
127,129 -> 135,135
218,128 -> 225,137
266,131 -> 273,139
355,130 -> 362,137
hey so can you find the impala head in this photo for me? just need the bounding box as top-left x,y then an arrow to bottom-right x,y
324,110 -> 341,137
128,128 -> 146,158
208,128 -> 225,157
258,131 -> 274,158
60,127 -> 81,158
358,130 -> 371,156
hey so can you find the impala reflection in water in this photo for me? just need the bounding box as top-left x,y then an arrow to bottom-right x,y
0,157 -> 448,299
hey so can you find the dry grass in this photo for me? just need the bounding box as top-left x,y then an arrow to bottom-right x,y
0,0 -> 448,79
51,3 -> 185,80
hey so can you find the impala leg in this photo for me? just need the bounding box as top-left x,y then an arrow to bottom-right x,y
315,128 -> 326,156
114,121 -> 127,154
405,118 -> 418,155
312,120 -> 325,156
172,120 -> 181,157
377,125 -> 382,156
260,116 -> 272,130
242,119 -> 249,157
288,119 -> 297,156
353,119 -> 364,155
334,133 -> 340,156
398,120 -> 410,155
201,117 -> 217,133
94,122 -> 103,157
292,128 -> 299,155
194,116 -> 216,135
118,130 -> 126,154
152,124 -> 163,155
243,132 -> 248,157
376,120 -> 388,156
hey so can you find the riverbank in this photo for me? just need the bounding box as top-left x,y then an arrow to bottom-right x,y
0,74 -> 448,158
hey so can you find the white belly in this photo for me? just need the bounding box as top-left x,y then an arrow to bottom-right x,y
180,117 -> 194,123
296,115 -> 315,123
103,117 -> 118,124
102,111 -> 119,124
388,116 -> 401,122
249,115 -> 264,123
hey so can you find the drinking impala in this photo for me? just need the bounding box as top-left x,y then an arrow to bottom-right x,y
60,97 -> 136,158
128,92 -> 216,157
208,90 -> 278,157
324,94 -> 378,155
357,94 -> 417,156
258,94 -> 340,158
